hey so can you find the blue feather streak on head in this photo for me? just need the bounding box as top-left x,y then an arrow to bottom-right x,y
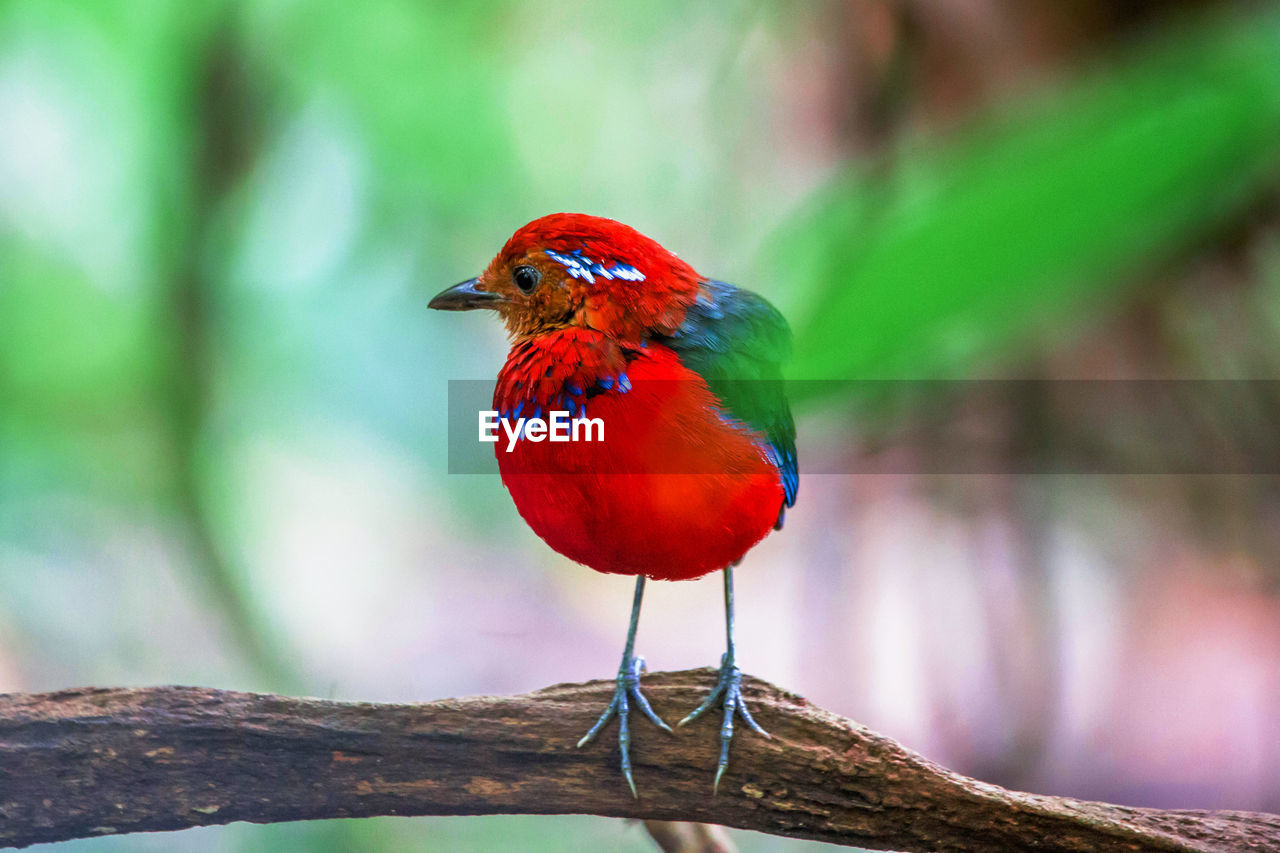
545,248 -> 645,284
609,263 -> 645,282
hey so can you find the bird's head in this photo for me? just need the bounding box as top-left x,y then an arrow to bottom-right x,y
430,213 -> 701,343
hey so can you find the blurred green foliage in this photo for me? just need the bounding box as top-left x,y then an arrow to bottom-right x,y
776,9 -> 1280,388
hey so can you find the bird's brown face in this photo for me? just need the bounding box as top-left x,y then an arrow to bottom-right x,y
430,215 -> 702,344
429,253 -> 585,340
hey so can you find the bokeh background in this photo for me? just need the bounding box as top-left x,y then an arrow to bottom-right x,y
3,0 -> 1280,850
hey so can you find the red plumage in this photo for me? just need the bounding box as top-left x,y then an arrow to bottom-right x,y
494,331 -> 784,580
468,214 -> 786,580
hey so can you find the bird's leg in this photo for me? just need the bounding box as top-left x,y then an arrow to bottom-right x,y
678,563 -> 769,792
577,575 -> 672,797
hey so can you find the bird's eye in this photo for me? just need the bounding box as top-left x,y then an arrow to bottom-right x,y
513,265 -> 542,293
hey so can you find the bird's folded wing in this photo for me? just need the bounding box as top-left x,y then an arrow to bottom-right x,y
657,279 -> 798,509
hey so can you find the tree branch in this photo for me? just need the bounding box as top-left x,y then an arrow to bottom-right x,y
0,670 -> 1274,851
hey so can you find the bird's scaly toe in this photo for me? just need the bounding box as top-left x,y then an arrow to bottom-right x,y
577,654 -> 672,797
679,654 -> 769,792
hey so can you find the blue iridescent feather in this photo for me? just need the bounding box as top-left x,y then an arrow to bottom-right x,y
546,248 -> 647,284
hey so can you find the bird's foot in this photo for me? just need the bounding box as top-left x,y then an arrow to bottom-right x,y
678,654 -> 770,792
577,654 -> 673,797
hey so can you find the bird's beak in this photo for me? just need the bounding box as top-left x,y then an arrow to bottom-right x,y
428,277 -> 505,311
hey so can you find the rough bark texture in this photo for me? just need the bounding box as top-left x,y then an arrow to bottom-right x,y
0,670 -> 1274,851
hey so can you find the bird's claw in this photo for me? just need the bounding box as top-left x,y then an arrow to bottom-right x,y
678,653 -> 769,792
577,654 -> 673,797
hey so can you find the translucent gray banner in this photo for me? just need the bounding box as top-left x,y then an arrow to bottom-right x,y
446,379 -> 1280,475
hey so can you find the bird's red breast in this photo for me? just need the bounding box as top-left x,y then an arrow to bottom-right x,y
494,332 -> 785,581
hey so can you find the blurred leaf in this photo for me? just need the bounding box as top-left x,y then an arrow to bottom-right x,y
772,9 -> 1280,390
243,0 -> 518,225
0,241 -> 169,502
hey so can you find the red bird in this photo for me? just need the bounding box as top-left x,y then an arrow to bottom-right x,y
430,213 -> 797,794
